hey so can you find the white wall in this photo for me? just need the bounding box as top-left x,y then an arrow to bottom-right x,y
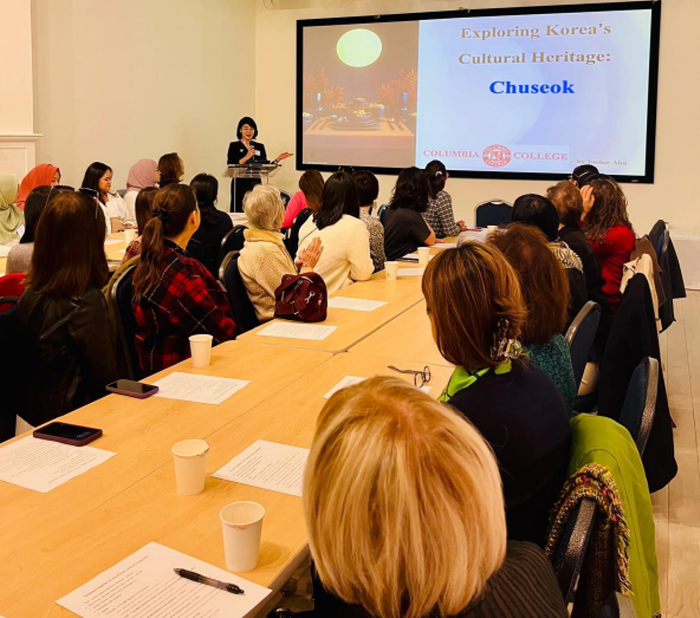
255,0 -> 700,235
32,0 -> 258,210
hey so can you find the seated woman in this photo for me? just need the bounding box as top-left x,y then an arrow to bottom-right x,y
511,193 -> 586,326
301,376 -> 568,618
296,171 -> 373,294
0,173 -> 22,245
423,243 -> 571,546
581,177 -> 636,312
424,159 -> 466,238
122,187 -> 158,263
158,152 -> 185,188
81,162 -> 132,234
7,186 -> 50,274
132,184 -> 236,373
16,191 -> 117,429
16,163 -> 60,210
353,169 -> 386,272
186,173 -> 233,276
281,169 -> 324,229
383,167 -> 436,261
490,224 -> 577,415
239,185 -> 323,322
123,159 -> 160,223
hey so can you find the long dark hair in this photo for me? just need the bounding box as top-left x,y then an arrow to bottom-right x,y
21,186 -> 51,244
390,167 -> 429,213
26,191 -> 109,296
158,153 -> 184,187
425,160 -> 447,199
190,173 -> 219,226
135,187 -> 158,234
133,184 -> 197,299
313,171 -> 360,230
81,162 -> 112,204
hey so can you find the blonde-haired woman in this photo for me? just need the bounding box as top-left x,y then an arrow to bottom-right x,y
238,184 -> 322,322
302,377 -> 567,618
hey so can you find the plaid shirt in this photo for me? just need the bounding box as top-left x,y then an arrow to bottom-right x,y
132,241 -> 236,374
424,190 -> 461,238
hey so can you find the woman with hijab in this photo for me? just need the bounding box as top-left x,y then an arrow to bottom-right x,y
0,174 -> 23,244
17,164 -> 60,210
123,159 -> 161,223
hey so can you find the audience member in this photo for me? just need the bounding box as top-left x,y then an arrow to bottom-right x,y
424,159 -> 466,238
81,162 -> 132,233
570,164 -> 600,188
7,186 -> 50,274
353,169 -> 386,272
239,184 -> 323,322
16,191 -> 116,429
383,167 -> 436,261
17,163 -> 60,210
122,187 -> 158,263
582,177 -> 636,312
131,184 -> 236,373
123,159 -> 160,223
302,377 -> 568,618
296,171 -> 373,293
158,152 -> 185,188
282,169 -> 324,229
187,173 -> 233,276
490,224 -> 577,415
511,193 -> 586,326
423,243 -> 571,546
0,173 -> 22,244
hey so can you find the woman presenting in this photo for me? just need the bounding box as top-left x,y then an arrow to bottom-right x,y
227,116 -> 292,212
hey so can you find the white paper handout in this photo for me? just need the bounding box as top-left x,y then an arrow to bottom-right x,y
154,372 -> 249,405
257,322 -> 337,341
213,440 -> 309,497
0,244 -> 11,257
328,297 -> 387,312
57,542 -> 271,618
324,375 -> 431,399
434,242 -> 457,249
399,252 -> 419,261
103,238 -> 123,246
0,436 -> 115,493
398,267 -> 425,277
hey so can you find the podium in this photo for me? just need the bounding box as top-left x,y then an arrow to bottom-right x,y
224,164 -> 280,213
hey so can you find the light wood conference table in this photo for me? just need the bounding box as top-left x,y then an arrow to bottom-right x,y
238,270 -> 427,353
0,354 -> 452,617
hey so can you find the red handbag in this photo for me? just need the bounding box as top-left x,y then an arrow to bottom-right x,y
274,273 -> 328,322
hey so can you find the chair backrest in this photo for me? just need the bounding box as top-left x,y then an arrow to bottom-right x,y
377,203 -> 389,225
279,190 -> 292,207
221,251 -> 259,335
0,297 -> 20,442
218,225 -> 247,269
110,263 -> 140,380
475,200 -> 513,227
565,301 -> 602,390
596,592 -> 638,618
0,273 -> 25,312
656,229 -> 670,262
551,496 -> 597,604
618,357 -> 658,455
284,207 -> 312,258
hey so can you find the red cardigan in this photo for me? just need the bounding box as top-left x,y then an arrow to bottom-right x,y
588,225 -> 636,312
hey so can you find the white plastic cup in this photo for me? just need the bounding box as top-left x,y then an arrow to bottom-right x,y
385,261 -> 399,281
172,439 -> 209,496
124,228 -> 137,244
220,501 -> 266,572
417,247 -> 431,267
189,334 -> 213,368
487,225 -> 498,233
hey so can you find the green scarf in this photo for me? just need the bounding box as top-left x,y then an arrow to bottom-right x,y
0,173 -> 23,244
439,360 -> 512,402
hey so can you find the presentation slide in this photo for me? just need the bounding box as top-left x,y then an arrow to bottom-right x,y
298,3 -> 660,181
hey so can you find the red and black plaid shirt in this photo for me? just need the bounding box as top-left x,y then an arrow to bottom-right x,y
132,241 -> 236,374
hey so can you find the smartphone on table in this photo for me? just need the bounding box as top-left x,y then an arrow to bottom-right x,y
106,379 -> 159,399
33,422 -> 103,446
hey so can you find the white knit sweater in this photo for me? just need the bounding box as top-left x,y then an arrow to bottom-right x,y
297,214 -> 374,293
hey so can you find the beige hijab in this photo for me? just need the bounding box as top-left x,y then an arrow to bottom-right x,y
0,174 -> 23,244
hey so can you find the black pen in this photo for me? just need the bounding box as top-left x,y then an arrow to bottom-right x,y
174,568 -> 245,594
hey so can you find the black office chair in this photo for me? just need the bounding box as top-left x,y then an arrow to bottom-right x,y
474,200 -> 513,227
220,251 -> 260,335
618,357 -> 658,455
218,225 -> 247,271
284,208 -> 313,258
0,297 -> 20,442
279,190 -> 292,208
110,263 -> 141,380
565,301 -> 602,392
377,203 -> 389,225
596,592 -> 638,618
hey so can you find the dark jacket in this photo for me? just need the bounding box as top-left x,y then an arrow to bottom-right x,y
187,208 -> 234,277
598,273 -> 677,492
649,220 -> 686,331
17,287 -> 117,426
445,363 -> 571,547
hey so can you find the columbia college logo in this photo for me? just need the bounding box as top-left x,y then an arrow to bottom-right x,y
482,145 -> 512,168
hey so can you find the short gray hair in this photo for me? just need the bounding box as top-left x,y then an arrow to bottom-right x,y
243,184 -> 285,231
